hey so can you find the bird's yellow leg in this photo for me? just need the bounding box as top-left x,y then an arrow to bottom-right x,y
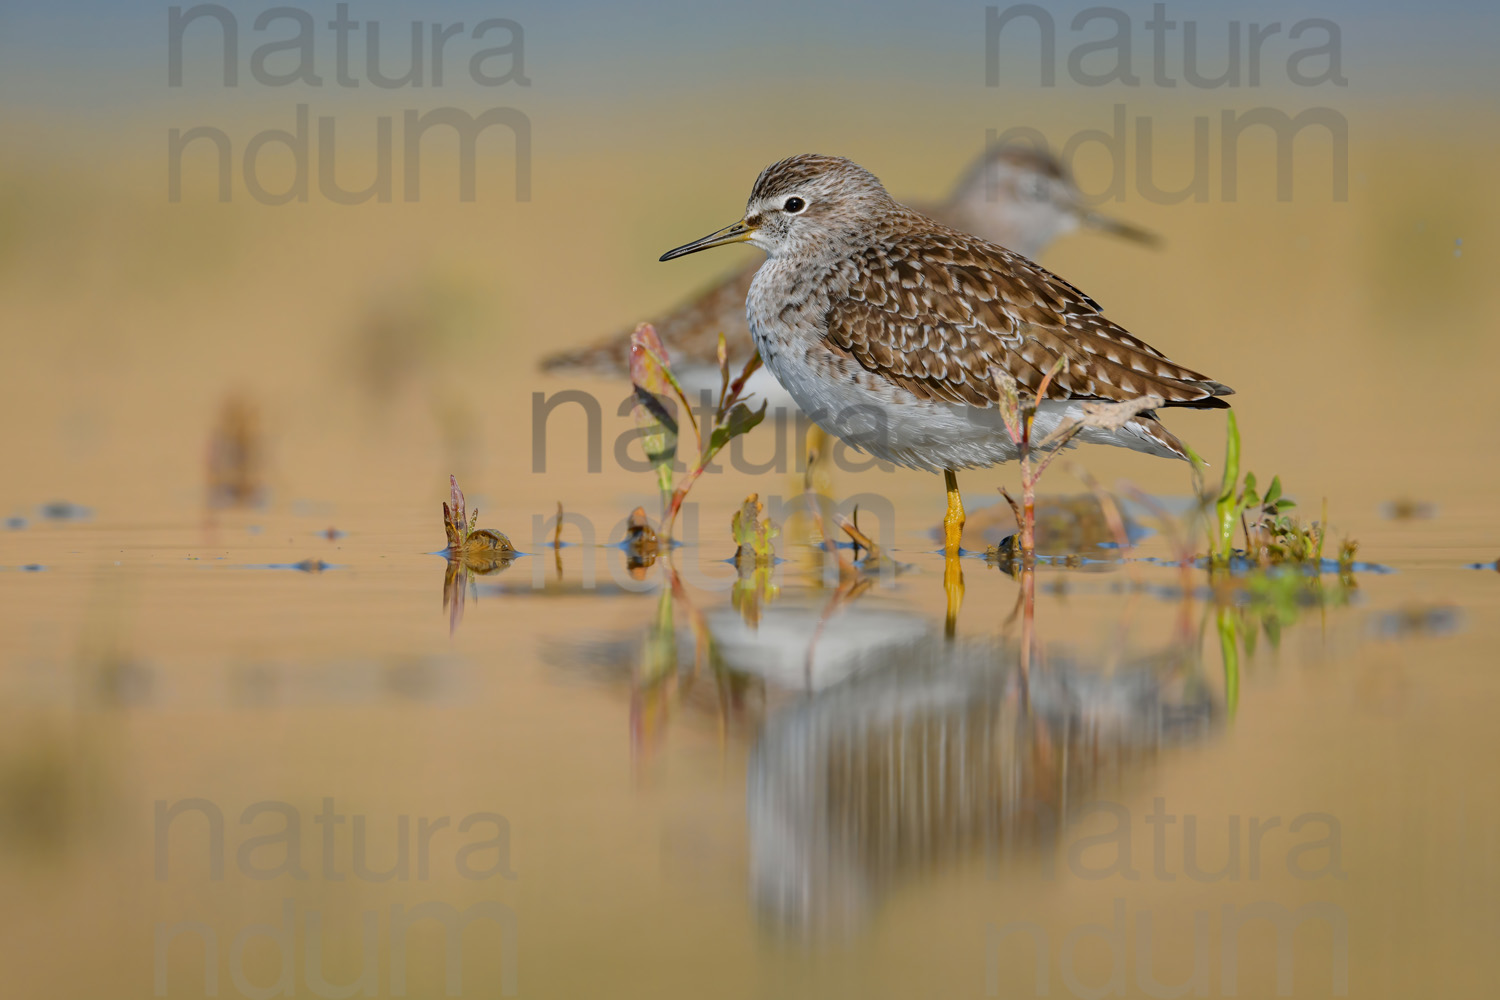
804,425 -> 833,497
942,469 -> 965,636
942,469 -> 965,555
806,424 -> 831,460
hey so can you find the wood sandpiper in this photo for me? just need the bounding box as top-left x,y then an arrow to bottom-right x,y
657,154 -> 1231,556
541,143 -> 1157,404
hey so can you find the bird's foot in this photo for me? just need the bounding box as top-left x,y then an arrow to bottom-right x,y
942,469 -> 965,557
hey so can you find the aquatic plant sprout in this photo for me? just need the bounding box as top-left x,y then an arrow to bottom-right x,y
441,475 -> 517,633
1205,415 -> 1353,570
628,323 -> 768,541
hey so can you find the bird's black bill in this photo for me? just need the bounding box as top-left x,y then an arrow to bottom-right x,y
1082,211 -> 1161,248
659,220 -> 756,261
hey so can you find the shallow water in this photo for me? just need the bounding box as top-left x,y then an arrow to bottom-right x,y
2,462 -> 1497,997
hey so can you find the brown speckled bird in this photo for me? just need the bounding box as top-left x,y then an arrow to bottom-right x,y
657,154 -> 1231,553
540,144 -> 1156,400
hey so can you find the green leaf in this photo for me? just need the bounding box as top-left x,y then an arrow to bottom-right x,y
1214,411 -> 1241,561
706,400 -> 768,459
1263,475 -> 1282,506
728,399 -> 767,436
1216,411 -> 1240,503
641,431 -> 677,468
1216,606 -> 1240,717
630,385 -> 679,499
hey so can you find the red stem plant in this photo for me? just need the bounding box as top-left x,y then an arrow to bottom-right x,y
991,360 -> 1161,561
629,324 -> 767,542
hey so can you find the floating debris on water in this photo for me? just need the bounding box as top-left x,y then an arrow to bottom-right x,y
3,517 -> 25,530
984,536 -> 1112,570
1380,498 -> 1437,521
243,559 -> 336,573
442,475 -> 514,562
623,506 -> 659,576
38,501 -> 91,521
1466,558 -> 1499,571
960,493 -> 1142,555
321,527 -> 346,540
731,493 -> 778,567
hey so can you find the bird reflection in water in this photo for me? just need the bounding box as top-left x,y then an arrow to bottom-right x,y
541,547 -> 1216,938
746,606 -> 1214,939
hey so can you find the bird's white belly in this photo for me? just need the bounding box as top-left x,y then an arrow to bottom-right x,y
765,351 -> 1030,470
752,324 -> 1174,471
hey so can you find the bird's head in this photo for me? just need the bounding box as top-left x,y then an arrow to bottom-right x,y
660,154 -> 895,264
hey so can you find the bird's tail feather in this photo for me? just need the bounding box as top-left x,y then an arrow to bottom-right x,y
1127,414 -> 1191,461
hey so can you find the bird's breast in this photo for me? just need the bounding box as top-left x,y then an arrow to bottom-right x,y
747,258 -> 838,356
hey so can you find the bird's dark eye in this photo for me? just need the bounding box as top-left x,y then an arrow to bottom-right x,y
782,196 -> 807,214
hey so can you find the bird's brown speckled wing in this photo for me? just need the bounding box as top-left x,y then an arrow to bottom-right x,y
825,224 -> 1232,409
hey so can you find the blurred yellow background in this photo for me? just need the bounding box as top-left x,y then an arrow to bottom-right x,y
3,4 -> 1498,998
